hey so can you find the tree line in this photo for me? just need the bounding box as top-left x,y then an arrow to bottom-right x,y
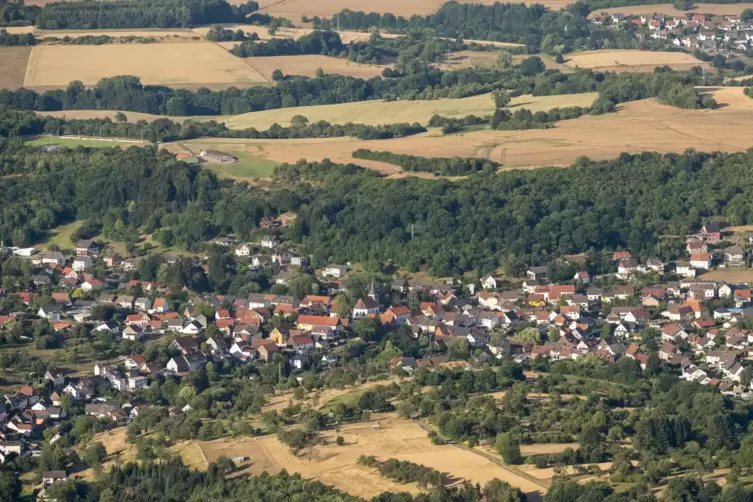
5,107 -> 426,142
0,28 -> 34,45
358,456 -> 450,488
231,29 -> 344,57
352,149 -> 498,175
34,0 -> 259,30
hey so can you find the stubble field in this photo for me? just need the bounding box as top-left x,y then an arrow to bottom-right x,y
564,49 -> 710,73
252,0 -> 571,19
22,42 -> 269,89
0,46 -> 32,89
168,87 -> 753,174
588,3 -> 753,18
248,54 -> 388,80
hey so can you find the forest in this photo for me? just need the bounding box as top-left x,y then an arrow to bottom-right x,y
231,29 -> 345,57
33,0 -> 258,29
0,28 -> 34,45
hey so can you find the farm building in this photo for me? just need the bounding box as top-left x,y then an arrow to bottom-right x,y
200,150 -> 237,163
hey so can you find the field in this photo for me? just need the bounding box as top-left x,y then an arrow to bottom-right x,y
0,46 -> 32,89
252,0 -> 571,20
435,50 -> 499,70
198,415 -> 547,499
164,87 -> 753,173
162,142 -> 280,180
36,28 -> 201,40
700,269 -> 753,283
588,3 -> 753,18
37,110 -> 173,122
247,54 -> 388,80
220,92 -> 598,129
22,42 -> 269,90
25,136 -> 146,149
564,49 -> 710,73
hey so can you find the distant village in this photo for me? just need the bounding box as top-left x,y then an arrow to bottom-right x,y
590,11 -> 753,58
3,220 -> 753,487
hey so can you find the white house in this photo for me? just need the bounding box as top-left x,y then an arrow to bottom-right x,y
322,264 -> 348,278
235,243 -> 253,257
481,275 -> 497,290
352,297 -> 379,319
261,236 -> 280,249
72,256 -> 93,271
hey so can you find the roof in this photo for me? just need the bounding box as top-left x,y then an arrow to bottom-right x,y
297,315 -> 339,327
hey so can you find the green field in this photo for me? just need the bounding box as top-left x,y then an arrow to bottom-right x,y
166,142 -> 281,179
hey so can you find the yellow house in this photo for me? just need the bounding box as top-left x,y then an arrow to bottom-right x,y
269,327 -> 287,347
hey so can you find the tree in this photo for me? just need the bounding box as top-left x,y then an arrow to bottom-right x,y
84,441 -> 107,466
315,68 -> 325,78
483,479 -> 526,502
290,115 -> 309,128
519,56 -> 545,76
271,69 -> 284,81
673,0 -> 693,10
336,435 -> 345,446
496,432 -> 522,465
492,89 -> 512,108
0,472 -> 20,502
496,51 -> 513,69
518,327 -> 542,345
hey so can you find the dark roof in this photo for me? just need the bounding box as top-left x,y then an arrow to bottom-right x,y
704,222 -> 721,232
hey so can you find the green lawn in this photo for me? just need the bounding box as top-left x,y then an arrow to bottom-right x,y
25,136 -> 125,149
40,220 -> 84,252
207,151 -> 280,179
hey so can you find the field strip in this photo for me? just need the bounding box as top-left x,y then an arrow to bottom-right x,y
208,40 -> 270,83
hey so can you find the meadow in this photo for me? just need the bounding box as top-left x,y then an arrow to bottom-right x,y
247,54 -> 388,80
564,49 -> 710,73
588,3 -> 753,18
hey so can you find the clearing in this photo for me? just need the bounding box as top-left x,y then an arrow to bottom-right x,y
0,46 -> 32,89
252,0 -> 570,21
166,87 -> 753,172
564,49 -> 710,73
247,54 -> 388,80
162,142 -> 280,180
220,92 -> 598,129
588,3 -> 753,18
22,42 -> 268,90
435,50 -> 499,70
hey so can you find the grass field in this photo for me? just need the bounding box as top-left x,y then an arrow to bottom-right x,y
0,46 -> 32,89
23,42 -> 268,89
165,87 -> 753,173
220,92 -> 597,129
435,50 -> 499,70
588,3 -> 753,18
700,269 -> 753,283
248,54 -> 388,80
162,142 -> 281,180
25,136 -> 140,149
564,49 -> 710,73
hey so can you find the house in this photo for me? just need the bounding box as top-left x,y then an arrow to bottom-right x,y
134,297 -> 152,312
290,255 -> 308,267
526,266 -> 548,281
646,258 -> 665,274
76,239 -> 99,256
702,223 -> 722,242
573,271 -> 590,283
128,375 -> 149,390
200,150 -> 236,163
617,259 -> 639,279
261,236 -> 280,249
256,341 -> 279,362
690,253 -> 712,270
167,353 -> 206,373
290,334 -> 315,353
352,297 -> 379,319
661,323 -> 687,342
481,275 -> 497,290
42,471 -> 67,488
611,13 -> 625,23
658,342 -> 678,360
40,251 -> 65,267
675,262 -> 696,278
687,240 -> 708,254
725,246 -> 745,264
322,264 -> 348,278
235,243 -> 253,257
44,368 -> 65,387
152,298 -> 170,313
296,315 -> 341,335
38,305 -> 61,321
124,355 -> 146,370
116,295 -> 135,309
72,256 -> 93,271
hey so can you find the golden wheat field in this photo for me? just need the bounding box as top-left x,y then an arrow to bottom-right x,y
588,2 -> 753,18
22,42 -> 268,89
247,54 -> 388,80
564,49 -> 710,73
221,92 -> 598,129
166,87 -> 753,174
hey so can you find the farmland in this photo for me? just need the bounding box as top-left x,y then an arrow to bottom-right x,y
564,49 -> 710,73
165,87 -> 753,174
22,42 -> 269,90
247,55 -> 388,80
253,0 -> 571,20
588,2 -> 753,18
220,92 -> 598,129
0,46 -> 32,89
161,142 -> 281,180
36,28 -> 201,40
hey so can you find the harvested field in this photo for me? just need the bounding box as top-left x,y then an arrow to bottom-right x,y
436,50 -> 499,70
221,92 -> 598,129
2,26 -> 35,34
588,3 -> 753,18
248,54 -> 388,80
0,46 -> 32,89
253,0 -> 570,20
700,269 -> 753,283
564,49 -> 709,73
36,28 -> 200,40
23,42 -> 268,90
198,415 -> 546,498
170,87 -> 753,173
520,443 -> 580,456
37,110 -> 171,122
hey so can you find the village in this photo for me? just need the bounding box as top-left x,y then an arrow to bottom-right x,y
591,11 -> 753,58
3,220 -> 753,489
